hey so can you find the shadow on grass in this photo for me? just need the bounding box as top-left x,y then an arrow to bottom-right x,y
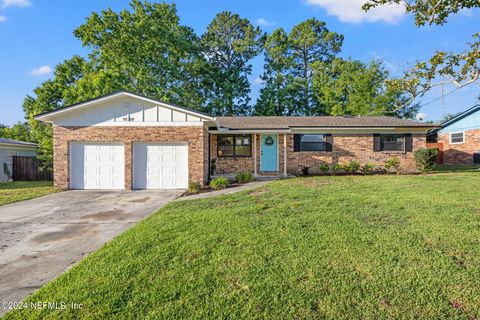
431,164 -> 480,174
0,181 -> 53,190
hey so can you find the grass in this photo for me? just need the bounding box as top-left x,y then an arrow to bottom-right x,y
0,181 -> 58,206
5,173 -> 480,319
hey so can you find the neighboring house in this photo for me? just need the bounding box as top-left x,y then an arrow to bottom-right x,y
0,138 -> 38,182
436,105 -> 480,165
35,91 -> 435,190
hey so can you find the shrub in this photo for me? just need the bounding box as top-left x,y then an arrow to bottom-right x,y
414,148 -> 439,173
209,177 -> 230,190
385,157 -> 401,174
188,182 -> 201,194
301,166 -> 310,176
235,171 -> 254,183
343,161 -> 361,174
319,164 -> 330,174
331,164 -> 342,175
360,163 -> 376,175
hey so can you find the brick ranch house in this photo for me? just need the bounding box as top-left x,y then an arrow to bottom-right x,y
432,105 -> 480,165
35,91 -> 435,190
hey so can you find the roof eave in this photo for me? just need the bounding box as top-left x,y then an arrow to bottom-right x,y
0,143 -> 38,148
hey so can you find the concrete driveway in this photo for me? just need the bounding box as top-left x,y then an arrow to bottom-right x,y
0,190 -> 182,314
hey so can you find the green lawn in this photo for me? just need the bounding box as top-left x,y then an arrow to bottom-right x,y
0,181 -> 58,206
5,173 -> 480,319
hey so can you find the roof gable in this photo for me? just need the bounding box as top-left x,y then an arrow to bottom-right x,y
438,105 -> 480,133
35,91 -> 214,125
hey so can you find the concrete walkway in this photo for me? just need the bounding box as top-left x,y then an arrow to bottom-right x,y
176,180 -> 271,201
0,190 -> 182,315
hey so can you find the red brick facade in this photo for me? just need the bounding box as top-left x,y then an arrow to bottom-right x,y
53,126 -> 208,190
211,133 -> 426,175
437,129 -> 480,165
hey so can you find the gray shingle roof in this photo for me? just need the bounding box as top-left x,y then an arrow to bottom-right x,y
0,138 -> 38,147
215,116 -> 435,130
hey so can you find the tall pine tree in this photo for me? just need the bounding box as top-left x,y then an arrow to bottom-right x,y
201,12 -> 264,116
255,18 -> 343,115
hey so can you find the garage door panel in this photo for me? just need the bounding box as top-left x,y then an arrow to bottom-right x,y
162,154 -> 175,163
176,154 -> 187,162
70,142 -> 124,190
133,142 -> 188,190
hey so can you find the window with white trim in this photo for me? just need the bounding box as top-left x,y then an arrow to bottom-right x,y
450,132 -> 464,144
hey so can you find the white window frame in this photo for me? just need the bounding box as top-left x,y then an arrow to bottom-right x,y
449,131 -> 465,145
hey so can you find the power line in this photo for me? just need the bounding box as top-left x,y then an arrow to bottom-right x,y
418,85 -> 464,108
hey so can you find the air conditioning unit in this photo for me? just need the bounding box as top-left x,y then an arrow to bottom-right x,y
474,152 -> 480,165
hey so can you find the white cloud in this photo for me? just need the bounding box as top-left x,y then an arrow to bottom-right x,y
255,18 -> 275,27
253,76 -> 265,85
0,15 -> 6,23
1,0 -> 32,8
304,0 -> 405,24
30,65 -> 52,76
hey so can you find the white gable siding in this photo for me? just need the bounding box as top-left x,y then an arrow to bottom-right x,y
172,110 -> 186,122
53,97 -> 206,127
144,105 -> 157,122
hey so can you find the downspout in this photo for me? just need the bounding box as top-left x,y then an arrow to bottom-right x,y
207,132 -> 211,184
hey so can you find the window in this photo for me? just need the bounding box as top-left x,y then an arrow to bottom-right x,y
294,134 -> 332,152
381,134 -> 404,151
217,135 -> 251,157
374,134 -> 413,152
450,132 -> 464,144
300,134 -> 324,151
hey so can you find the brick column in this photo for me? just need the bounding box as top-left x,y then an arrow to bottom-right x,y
124,141 -> 132,190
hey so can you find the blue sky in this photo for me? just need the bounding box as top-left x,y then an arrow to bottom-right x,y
0,0 -> 478,125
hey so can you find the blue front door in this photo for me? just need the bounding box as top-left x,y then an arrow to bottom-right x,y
261,134 -> 278,172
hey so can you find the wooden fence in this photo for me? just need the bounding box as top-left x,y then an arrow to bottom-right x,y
12,156 -> 53,181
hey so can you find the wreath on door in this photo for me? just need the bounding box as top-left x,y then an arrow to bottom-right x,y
264,135 -> 275,146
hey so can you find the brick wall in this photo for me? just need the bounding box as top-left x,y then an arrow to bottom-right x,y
211,133 -> 426,175
438,129 -> 480,165
53,126 -> 208,190
286,134 -> 425,175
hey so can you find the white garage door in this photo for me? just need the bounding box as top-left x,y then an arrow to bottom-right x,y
70,142 -> 125,189
133,143 -> 188,189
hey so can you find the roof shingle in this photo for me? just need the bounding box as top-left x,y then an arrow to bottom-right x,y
215,116 -> 434,130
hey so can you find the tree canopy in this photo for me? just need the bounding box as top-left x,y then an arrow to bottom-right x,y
362,0 -> 479,108
2,0 -> 429,167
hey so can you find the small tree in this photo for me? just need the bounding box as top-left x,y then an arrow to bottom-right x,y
414,148 -> 439,173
